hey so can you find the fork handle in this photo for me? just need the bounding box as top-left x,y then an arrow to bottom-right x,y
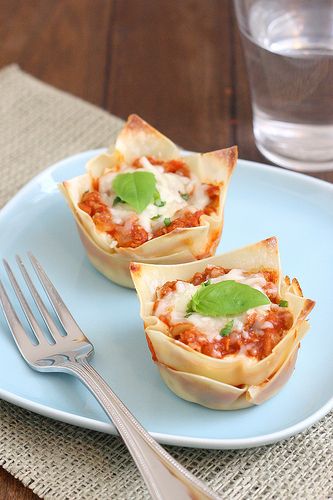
64,358 -> 219,500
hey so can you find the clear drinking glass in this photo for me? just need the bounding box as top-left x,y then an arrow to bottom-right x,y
234,0 -> 333,172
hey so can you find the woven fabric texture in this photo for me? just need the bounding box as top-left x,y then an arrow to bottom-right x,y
0,65 -> 332,500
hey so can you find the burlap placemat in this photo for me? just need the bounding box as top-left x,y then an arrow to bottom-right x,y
0,64 -> 332,500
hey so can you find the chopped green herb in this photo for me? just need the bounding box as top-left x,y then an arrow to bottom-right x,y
220,320 -> 234,337
112,171 -> 156,213
186,280 -> 270,317
153,190 -> 166,207
154,199 -> 166,207
203,279 -> 211,286
113,196 -> 124,206
180,192 -> 190,201
279,299 -> 289,308
150,214 -> 161,220
164,217 -> 171,227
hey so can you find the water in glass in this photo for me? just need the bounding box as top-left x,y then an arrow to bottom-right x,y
236,0 -> 333,171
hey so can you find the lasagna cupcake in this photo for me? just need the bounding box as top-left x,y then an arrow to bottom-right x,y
60,115 -> 237,287
130,237 -> 315,409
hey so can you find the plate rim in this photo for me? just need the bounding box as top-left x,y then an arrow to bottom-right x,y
0,149 -> 332,450
1,385 -> 332,450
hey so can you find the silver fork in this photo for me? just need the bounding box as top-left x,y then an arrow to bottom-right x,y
0,254 -> 220,500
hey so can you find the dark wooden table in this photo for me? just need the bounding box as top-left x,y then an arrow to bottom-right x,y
0,0 -> 332,498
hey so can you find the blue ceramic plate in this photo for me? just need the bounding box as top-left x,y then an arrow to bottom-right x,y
0,150 -> 332,449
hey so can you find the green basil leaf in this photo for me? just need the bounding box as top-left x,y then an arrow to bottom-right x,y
220,320 -> 234,337
164,217 -> 171,227
186,282 -> 205,315
112,171 -> 156,213
188,280 -> 270,317
279,299 -> 288,308
186,301 -> 194,316
180,192 -> 189,201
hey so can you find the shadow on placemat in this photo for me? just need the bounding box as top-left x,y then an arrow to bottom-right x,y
0,400 -> 332,500
0,64 -> 124,208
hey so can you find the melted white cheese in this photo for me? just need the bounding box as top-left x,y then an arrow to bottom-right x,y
155,269 -> 272,341
98,157 -> 209,236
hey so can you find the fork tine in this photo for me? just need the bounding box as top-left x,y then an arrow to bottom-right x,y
0,279 -> 36,354
28,253 -> 86,340
3,259 -> 47,345
16,255 -> 64,342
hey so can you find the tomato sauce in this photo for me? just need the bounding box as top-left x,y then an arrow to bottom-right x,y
78,192 -> 148,248
153,210 -> 204,237
157,281 -> 178,299
165,307 -> 293,361
203,185 -> 220,215
190,266 -> 228,286
153,266 -> 292,361
133,157 -> 191,177
78,156 -> 219,248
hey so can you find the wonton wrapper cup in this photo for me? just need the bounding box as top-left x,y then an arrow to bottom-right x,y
60,115 -> 237,288
130,237 -> 315,410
